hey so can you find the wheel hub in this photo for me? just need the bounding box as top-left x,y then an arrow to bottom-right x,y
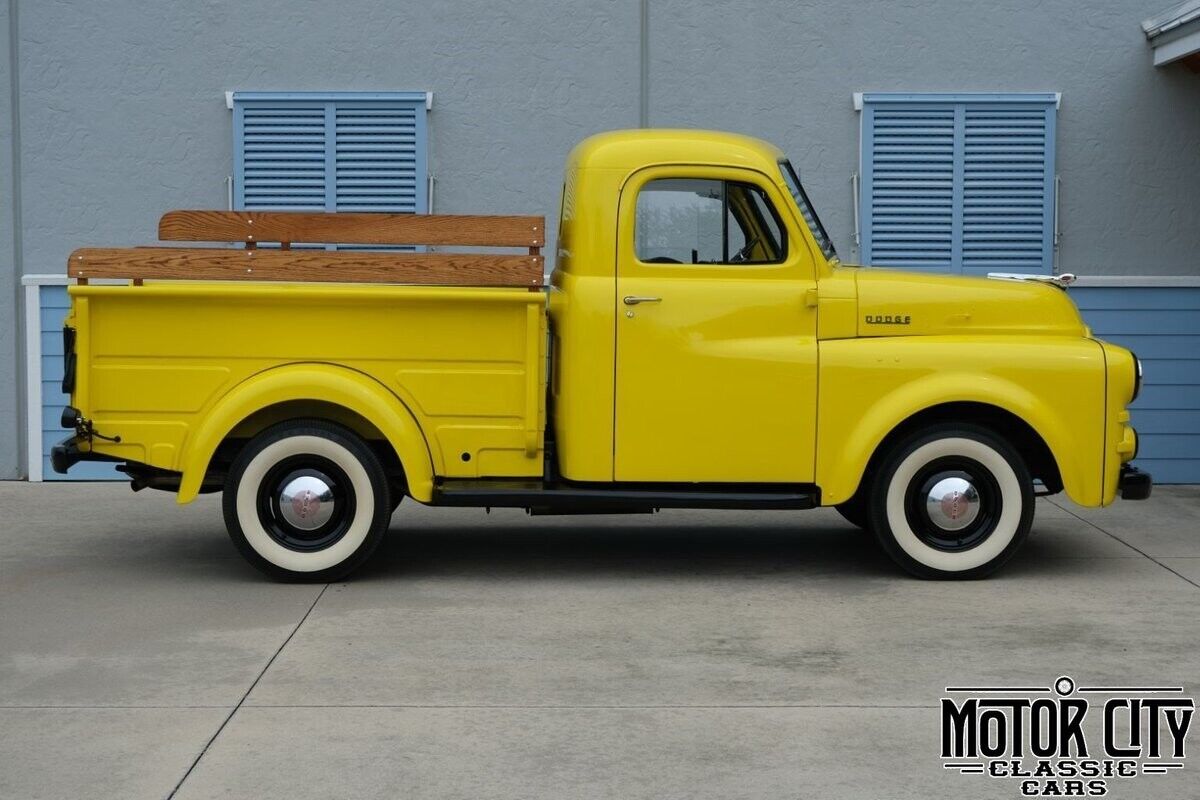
903,460 -> 1000,553
924,476 -> 980,532
256,457 -> 355,552
278,474 -> 336,531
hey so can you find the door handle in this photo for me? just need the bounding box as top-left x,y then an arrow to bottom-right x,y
623,296 -> 662,306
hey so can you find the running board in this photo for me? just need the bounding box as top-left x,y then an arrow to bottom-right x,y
432,479 -> 820,513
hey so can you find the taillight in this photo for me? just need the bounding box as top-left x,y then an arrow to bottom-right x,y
1131,352 -> 1142,403
62,327 -> 77,394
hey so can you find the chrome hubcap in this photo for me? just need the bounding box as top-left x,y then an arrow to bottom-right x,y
278,475 -> 336,531
925,476 -> 980,531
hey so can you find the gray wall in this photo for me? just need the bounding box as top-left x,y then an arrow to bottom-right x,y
4,0 -> 1200,478
14,1 -> 639,269
2,0 -> 21,479
649,0 -> 1200,273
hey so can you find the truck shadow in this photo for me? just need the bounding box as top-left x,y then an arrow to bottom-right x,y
364,522 -> 891,580
70,515 -> 1102,585
9,489 -> 1094,585
355,514 -> 1080,582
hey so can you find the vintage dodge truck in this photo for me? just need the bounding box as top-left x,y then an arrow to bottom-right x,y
52,130 -> 1149,581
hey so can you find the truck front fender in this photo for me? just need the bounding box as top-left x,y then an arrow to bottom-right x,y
177,363 -> 436,504
817,362 -> 1103,508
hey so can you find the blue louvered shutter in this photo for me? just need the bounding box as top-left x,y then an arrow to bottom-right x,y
960,104 -> 1055,274
235,102 -> 329,210
333,102 -> 424,213
233,93 -> 428,215
860,104 -> 957,271
861,94 -> 1056,275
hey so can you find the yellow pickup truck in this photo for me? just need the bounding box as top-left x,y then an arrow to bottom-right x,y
52,129 -> 1149,581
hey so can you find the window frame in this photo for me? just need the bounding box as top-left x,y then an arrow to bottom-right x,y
779,159 -> 836,263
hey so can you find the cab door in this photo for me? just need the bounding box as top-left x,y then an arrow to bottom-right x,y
614,166 -> 818,483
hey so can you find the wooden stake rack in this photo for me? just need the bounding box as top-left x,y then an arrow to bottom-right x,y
68,210 -> 546,288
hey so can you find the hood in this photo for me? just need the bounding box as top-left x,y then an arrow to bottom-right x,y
852,268 -> 1087,338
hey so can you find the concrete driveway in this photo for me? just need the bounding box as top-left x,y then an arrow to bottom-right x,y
1,482 -> 1197,799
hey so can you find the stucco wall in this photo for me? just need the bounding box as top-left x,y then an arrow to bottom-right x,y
14,1 -> 639,273
649,0 -> 1200,274
3,0 -> 1200,478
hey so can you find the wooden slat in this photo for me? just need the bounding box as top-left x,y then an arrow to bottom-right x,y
159,210 -> 545,248
68,248 -> 544,287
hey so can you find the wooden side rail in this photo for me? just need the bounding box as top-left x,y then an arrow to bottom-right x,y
68,248 -> 544,288
159,210 -> 545,249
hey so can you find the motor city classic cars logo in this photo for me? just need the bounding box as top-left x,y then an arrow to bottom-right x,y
941,676 -> 1194,797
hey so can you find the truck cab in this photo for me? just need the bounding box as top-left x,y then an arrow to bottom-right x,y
551,131 -> 821,486
52,129 -> 1149,582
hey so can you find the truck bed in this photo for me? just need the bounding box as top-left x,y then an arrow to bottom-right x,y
67,281 -> 548,481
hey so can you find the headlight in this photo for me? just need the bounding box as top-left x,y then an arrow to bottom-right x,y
1132,353 -> 1142,402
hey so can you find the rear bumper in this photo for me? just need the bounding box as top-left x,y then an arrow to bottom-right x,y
49,435 -> 122,475
50,436 -> 84,474
1119,465 -> 1152,501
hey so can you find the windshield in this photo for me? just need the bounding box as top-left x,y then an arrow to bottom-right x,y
779,160 -> 837,263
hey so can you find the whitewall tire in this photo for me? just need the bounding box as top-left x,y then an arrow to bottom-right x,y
222,420 -> 391,582
867,424 -> 1034,579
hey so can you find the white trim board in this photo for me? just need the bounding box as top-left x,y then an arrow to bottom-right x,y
22,273 -> 70,286
22,274 -> 123,286
1153,28 -> 1200,66
1069,275 -> 1200,287
24,284 -> 43,482
224,90 -> 433,110
853,92 -> 1061,110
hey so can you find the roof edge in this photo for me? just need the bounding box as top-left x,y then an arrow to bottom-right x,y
1142,0 -> 1200,39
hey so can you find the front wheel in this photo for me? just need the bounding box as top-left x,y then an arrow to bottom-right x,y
222,420 -> 391,582
867,424 -> 1034,580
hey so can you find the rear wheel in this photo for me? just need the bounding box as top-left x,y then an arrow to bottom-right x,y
867,424 -> 1034,579
222,420 -> 391,582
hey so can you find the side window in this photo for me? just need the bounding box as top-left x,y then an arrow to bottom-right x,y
636,179 -> 723,264
729,182 -> 785,263
635,179 -> 785,265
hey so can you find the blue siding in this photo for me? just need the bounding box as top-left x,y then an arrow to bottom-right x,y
34,283 -> 1196,484
39,286 -> 122,481
1071,286 -> 1200,484
861,93 -> 1056,276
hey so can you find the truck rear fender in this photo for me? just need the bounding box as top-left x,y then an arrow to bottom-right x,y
819,373 -> 1098,507
177,363 -> 436,504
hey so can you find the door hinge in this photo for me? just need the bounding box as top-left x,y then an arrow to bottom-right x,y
804,287 -> 819,308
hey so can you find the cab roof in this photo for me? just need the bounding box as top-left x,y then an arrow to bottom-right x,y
567,129 -> 787,177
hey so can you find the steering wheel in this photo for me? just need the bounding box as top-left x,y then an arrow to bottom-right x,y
729,236 -> 760,263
